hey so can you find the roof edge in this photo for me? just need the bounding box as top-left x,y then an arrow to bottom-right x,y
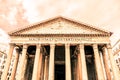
8,16 -> 112,35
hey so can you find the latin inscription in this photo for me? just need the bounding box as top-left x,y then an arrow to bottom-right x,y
29,37 -> 92,42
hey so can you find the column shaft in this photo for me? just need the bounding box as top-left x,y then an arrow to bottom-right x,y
41,56 -> 45,79
102,47 -> 111,80
77,57 -> 80,80
77,53 -> 82,80
79,44 -> 88,80
1,44 -> 14,80
44,56 -> 48,80
73,59 -> 77,80
76,60 -> 80,80
10,47 -> 20,80
38,52 -> 43,80
93,44 -> 105,80
107,44 -> 120,80
99,52 -> 107,79
32,44 -> 41,80
65,44 -> 71,80
22,55 -> 28,80
48,44 -> 55,80
46,56 -> 49,80
17,44 -> 28,80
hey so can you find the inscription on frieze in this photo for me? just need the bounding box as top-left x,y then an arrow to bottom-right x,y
11,36 -> 109,44
29,37 -> 92,42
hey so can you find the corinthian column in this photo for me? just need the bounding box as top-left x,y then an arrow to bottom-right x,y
102,46 -> 111,80
38,50 -> 43,80
107,44 -> 120,80
79,44 -> 88,80
99,51 -> 107,79
77,54 -> 80,80
44,56 -> 49,80
32,44 -> 41,80
48,44 -> 55,80
65,44 -> 71,80
10,47 -> 20,80
93,44 -> 105,80
1,44 -> 15,80
17,44 -> 28,80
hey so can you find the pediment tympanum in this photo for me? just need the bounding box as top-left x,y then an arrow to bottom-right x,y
9,16 -> 111,36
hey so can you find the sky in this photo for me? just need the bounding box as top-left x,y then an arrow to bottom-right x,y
0,0 -> 120,46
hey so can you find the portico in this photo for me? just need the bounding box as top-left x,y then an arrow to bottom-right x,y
2,16 -> 120,80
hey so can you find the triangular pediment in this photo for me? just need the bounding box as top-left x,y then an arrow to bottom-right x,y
9,16 -> 111,36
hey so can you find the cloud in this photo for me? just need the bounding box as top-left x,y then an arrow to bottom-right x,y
0,29 -> 10,43
22,0 -> 120,28
1,0 -> 120,31
23,0 -> 69,22
0,0 -> 29,32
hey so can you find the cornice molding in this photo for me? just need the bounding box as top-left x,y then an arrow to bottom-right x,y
8,16 -> 112,36
10,33 -> 110,37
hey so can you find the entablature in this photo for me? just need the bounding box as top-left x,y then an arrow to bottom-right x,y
10,34 -> 110,45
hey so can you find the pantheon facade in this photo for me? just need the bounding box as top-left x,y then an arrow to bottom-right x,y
1,17 -> 120,80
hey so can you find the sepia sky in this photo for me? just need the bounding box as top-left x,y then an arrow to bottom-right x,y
0,0 -> 120,45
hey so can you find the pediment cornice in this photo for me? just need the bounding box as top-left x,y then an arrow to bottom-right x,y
9,16 -> 112,36
10,33 -> 110,37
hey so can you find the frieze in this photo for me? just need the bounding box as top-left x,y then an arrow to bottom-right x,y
29,37 -> 92,42
11,36 -> 110,44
